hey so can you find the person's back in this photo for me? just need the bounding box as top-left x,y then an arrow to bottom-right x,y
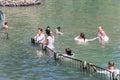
45,29 -> 55,50
55,27 -> 63,35
47,35 -> 55,50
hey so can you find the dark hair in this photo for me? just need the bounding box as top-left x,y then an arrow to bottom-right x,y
65,48 -> 73,56
108,61 -> 114,66
5,21 -> 8,25
80,33 -> 85,41
46,26 -> 50,31
45,26 -> 51,34
46,29 -> 51,36
38,28 -> 43,32
57,27 -> 61,31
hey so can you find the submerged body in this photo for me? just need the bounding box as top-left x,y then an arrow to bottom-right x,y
74,33 -> 97,44
97,26 -> 109,47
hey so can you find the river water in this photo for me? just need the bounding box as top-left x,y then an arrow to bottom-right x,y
0,0 -> 120,80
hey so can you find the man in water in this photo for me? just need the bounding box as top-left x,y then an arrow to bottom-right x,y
91,61 -> 120,80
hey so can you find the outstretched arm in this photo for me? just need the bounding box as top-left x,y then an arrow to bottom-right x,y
74,36 -> 79,41
86,37 -> 98,42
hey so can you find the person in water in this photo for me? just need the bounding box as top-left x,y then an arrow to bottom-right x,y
32,28 -> 45,44
44,29 -> 55,50
57,48 -> 74,61
1,21 -> 8,30
97,26 -> 109,47
55,27 -> 63,35
63,48 -> 74,57
43,29 -> 55,57
45,26 -> 54,36
90,61 -> 120,80
74,32 -> 98,44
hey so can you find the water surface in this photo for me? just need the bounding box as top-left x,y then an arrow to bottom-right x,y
0,0 -> 120,80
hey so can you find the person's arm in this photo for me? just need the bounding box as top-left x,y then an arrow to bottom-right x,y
74,36 -> 79,41
86,37 -> 98,42
43,39 -> 48,45
90,63 -> 109,74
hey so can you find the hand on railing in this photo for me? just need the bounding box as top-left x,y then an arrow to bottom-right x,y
89,63 -> 97,72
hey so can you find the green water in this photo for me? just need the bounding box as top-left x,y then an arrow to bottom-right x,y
0,0 -> 120,80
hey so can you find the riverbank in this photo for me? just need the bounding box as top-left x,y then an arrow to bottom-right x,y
0,0 -> 41,7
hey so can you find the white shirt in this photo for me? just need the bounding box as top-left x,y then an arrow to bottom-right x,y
47,36 -> 55,50
74,37 -> 98,44
97,69 -> 120,79
63,53 -> 74,58
98,32 -> 109,43
34,34 -> 45,43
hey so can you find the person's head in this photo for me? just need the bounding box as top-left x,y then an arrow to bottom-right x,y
80,32 -> 85,40
98,26 -> 103,32
46,26 -> 50,30
46,29 -> 51,36
5,21 -> 8,25
57,27 -> 61,31
108,61 -> 115,69
65,48 -> 73,56
37,28 -> 43,35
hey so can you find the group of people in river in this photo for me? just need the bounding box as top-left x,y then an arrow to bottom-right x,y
31,25 -> 110,57
31,25 -> 119,79
32,25 -> 109,51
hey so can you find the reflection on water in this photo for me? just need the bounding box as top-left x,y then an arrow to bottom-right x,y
0,0 -> 120,80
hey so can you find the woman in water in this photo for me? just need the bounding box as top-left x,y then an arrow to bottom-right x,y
43,29 -> 55,57
74,32 -> 98,44
44,29 -> 55,50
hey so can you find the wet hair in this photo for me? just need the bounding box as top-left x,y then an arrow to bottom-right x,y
38,28 -> 43,32
46,26 -> 50,31
108,61 -> 114,66
45,26 -> 51,34
57,27 -> 61,31
5,21 -> 8,25
46,29 -> 51,36
65,48 -> 73,56
80,33 -> 85,41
